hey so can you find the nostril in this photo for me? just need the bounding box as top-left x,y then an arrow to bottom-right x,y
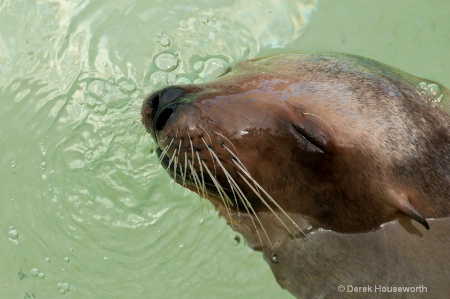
155,105 -> 175,132
148,91 -> 161,119
143,87 -> 185,133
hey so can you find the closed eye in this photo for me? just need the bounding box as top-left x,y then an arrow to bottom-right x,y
291,124 -> 327,154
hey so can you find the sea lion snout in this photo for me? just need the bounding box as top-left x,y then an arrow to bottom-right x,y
142,87 -> 186,135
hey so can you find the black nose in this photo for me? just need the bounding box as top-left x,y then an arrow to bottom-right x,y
143,87 -> 184,133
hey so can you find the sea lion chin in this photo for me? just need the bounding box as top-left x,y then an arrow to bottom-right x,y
141,53 -> 450,298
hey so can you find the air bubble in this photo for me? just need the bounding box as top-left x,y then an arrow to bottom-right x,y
175,77 -> 192,85
64,257 -> 70,263
8,228 -> 18,240
107,76 -> 116,85
84,150 -> 94,161
38,272 -> 45,279
159,35 -> 171,47
58,282 -> 71,294
30,268 -> 39,277
167,73 -> 178,85
87,80 -> 105,93
155,53 -> 179,71
118,79 -> 136,94
97,103 -> 108,115
193,61 -> 204,73
149,71 -> 168,87
84,96 -> 98,109
44,257 -> 50,263
198,58 -> 230,82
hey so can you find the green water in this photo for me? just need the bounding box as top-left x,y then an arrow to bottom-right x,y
1,0 -> 448,298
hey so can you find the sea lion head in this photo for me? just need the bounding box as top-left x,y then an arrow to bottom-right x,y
141,53 -> 450,238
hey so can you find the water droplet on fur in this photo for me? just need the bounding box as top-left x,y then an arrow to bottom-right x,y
417,81 -> 443,104
155,53 -> 179,71
270,253 -> 279,263
426,83 -> 442,102
416,81 -> 428,96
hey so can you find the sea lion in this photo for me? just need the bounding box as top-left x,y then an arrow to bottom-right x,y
141,53 -> 450,298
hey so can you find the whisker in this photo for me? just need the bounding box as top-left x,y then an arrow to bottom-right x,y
214,131 -> 239,156
188,132 -> 196,168
201,161 -> 234,225
158,137 -> 175,161
172,139 -> 183,183
196,151 -> 207,199
153,141 -> 172,171
188,159 -> 203,198
223,145 -> 261,196
183,151 -> 188,186
208,148 -> 271,249
200,136 -> 217,175
233,160 -> 306,239
167,147 -> 178,169
201,161 -> 233,207
223,145 -> 249,174
156,130 -> 171,148
197,125 -> 213,145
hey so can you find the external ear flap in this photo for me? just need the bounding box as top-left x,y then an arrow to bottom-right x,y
387,190 -> 430,230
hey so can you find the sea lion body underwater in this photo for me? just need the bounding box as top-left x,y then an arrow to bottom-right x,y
141,53 -> 450,298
